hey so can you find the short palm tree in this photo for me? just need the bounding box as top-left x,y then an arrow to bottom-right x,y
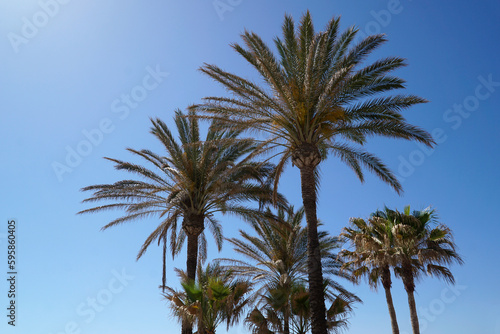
220,205 -> 358,334
339,216 -> 400,334
373,206 -> 463,334
164,263 -> 252,334
78,110 -> 279,334
325,293 -> 353,334
247,283 -> 354,334
192,11 -> 434,334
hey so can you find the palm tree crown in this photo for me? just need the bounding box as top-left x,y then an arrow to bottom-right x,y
78,110 -> 279,288
194,10 -> 434,193
339,215 -> 401,334
220,205 -> 358,334
374,206 -> 463,284
372,206 -> 463,334
220,206 -> 353,299
164,263 -> 252,334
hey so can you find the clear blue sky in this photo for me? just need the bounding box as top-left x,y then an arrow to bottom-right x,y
1,1 -> 499,333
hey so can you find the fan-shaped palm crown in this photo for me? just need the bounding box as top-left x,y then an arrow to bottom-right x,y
372,206 -> 463,286
340,215 -> 400,334
164,263 -> 252,334
372,206 -> 463,334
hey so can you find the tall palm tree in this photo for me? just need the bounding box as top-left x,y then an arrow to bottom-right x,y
78,110 -> 280,334
220,205 -> 358,334
164,263 -> 252,334
339,216 -> 400,334
192,11 -> 434,334
373,206 -> 463,334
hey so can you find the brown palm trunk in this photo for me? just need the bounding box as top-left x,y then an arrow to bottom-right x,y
161,234 -> 167,292
283,308 -> 290,334
182,213 -> 204,334
381,266 -> 399,334
402,267 -> 419,334
186,233 -> 199,281
181,233 -> 199,334
406,288 -> 420,334
299,164 -> 327,334
181,317 -> 192,334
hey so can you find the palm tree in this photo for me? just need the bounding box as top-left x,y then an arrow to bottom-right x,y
220,205 -> 358,334
247,284 -> 354,334
78,110 -> 280,334
373,206 -> 463,334
164,263 -> 252,334
325,293 -> 353,334
192,11 -> 434,334
339,216 -> 400,334
246,285 -> 293,334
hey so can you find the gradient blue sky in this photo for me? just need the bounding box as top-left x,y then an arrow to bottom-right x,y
1,1 -> 499,333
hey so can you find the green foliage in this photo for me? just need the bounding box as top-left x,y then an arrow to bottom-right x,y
164,263 -> 253,334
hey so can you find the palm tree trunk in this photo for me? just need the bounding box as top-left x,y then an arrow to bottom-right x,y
299,164 -> 327,334
182,232 -> 199,334
406,288 -> 420,334
182,212 -> 204,334
162,234 -> 167,292
284,310 -> 290,334
186,233 -> 199,281
402,270 -> 419,334
381,266 -> 399,334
